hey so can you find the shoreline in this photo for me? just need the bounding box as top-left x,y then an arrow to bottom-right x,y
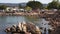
0,11 -> 60,34
0,12 -> 39,16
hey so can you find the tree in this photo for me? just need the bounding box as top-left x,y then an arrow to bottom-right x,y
19,4 -> 22,8
47,1 -> 60,9
27,1 -> 43,9
19,4 -> 26,9
58,4 -> 60,9
0,5 -> 7,10
25,6 -> 32,11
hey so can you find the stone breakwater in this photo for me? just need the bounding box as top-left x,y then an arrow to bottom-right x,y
5,21 -> 41,34
0,12 -> 39,16
39,11 -> 60,34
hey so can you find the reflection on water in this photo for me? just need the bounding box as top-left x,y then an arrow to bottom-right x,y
25,16 -> 39,22
0,16 -> 51,34
25,16 -> 51,34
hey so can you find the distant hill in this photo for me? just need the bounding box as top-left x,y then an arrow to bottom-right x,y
0,3 -> 19,7
19,3 -> 27,7
0,3 -> 47,7
0,3 -> 27,7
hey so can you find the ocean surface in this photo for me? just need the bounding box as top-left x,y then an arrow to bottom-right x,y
0,16 -> 51,34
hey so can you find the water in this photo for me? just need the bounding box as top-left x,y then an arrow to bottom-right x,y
0,16 -> 51,34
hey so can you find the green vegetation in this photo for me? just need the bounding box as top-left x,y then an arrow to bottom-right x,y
25,6 -> 32,11
27,1 -> 43,9
0,5 -> 7,10
47,1 -> 60,9
20,0 -> 60,10
19,4 -> 22,8
19,4 -> 26,9
25,16 -> 39,22
59,5 -> 60,9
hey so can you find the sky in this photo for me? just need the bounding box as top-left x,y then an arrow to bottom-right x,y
0,0 -> 53,4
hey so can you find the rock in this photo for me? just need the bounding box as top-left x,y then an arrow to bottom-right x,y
5,27 -> 11,32
16,26 -> 20,32
10,26 -> 16,32
5,22 -> 42,34
36,26 -> 41,34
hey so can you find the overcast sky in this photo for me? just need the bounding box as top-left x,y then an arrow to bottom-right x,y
0,0 -> 53,4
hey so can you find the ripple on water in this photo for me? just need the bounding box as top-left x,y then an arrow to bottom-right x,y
0,16 -> 52,34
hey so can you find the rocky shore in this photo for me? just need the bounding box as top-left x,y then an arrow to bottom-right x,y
39,11 -> 60,34
1,11 -> 60,34
5,21 -> 41,34
0,12 -> 39,16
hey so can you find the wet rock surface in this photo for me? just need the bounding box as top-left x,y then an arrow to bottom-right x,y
5,22 -> 41,34
39,11 -> 60,34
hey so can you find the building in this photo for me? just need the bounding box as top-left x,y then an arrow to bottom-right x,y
0,3 -> 26,12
